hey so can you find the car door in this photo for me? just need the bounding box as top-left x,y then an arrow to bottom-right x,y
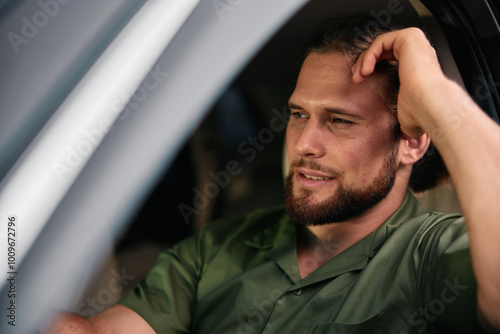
0,0 -> 307,332
421,0 -> 500,122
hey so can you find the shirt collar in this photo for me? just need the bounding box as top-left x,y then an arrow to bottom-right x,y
244,192 -> 425,285
244,212 -> 300,282
367,192 -> 425,257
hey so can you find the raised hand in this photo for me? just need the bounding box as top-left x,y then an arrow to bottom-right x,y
351,28 -> 447,138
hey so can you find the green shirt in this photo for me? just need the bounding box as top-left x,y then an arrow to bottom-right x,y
118,193 -> 484,333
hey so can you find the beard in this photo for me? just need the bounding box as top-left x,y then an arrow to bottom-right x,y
285,148 -> 398,226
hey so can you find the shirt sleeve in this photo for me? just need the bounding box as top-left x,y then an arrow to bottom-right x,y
415,214 -> 486,333
116,233 -> 202,333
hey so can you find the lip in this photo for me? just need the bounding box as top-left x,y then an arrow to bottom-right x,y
296,168 -> 334,179
295,168 -> 336,188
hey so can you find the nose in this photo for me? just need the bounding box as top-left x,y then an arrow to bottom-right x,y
293,119 -> 326,158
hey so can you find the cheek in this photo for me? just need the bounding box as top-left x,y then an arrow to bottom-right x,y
285,126 -> 297,156
337,138 -> 388,179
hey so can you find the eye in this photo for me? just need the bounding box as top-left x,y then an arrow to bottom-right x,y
291,111 -> 308,119
330,117 -> 353,125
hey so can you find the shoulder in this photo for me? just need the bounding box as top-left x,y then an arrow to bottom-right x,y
409,213 -> 483,332
413,211 -> 467,255
199,206 -> 288,247
409,211 -> 473,297
169,206 -> 288,258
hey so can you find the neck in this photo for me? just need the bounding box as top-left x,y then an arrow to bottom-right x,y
296,176 -> 408,278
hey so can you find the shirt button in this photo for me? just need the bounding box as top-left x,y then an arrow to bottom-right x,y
292,289 -> 302,296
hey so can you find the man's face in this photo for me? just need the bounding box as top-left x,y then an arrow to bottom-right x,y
285,52 -> 400,225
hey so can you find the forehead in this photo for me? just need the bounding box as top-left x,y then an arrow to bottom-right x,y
291,52 -> 387,116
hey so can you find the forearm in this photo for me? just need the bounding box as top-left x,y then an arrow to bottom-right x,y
352,26 -> 500,330
416,77 -> 500,330
44,312 -> 98,334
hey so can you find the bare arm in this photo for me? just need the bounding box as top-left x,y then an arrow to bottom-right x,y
45,305 -> 156,334
353,28 -> 500,331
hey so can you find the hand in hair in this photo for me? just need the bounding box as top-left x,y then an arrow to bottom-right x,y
351,27 -> 444,138
352,26 -> 500,332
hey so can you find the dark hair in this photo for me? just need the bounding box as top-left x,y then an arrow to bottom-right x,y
298,14 -> 448,192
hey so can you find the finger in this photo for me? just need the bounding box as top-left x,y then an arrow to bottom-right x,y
351,52 -> 380,82
360,52 -> 379,76
352,33 -> 399,82
351,54 -> 366,83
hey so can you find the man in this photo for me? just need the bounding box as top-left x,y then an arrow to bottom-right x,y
47,15 -> 500,333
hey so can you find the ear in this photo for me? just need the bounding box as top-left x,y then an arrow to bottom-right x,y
398,133 -> 431,165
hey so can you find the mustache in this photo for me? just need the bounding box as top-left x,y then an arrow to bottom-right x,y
290,158 -> 340,177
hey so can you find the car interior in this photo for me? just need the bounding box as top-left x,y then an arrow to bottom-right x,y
70,0 -> 469,314
1,1 -> 499,331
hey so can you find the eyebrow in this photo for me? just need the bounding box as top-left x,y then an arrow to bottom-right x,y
288,102 -> 365,120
